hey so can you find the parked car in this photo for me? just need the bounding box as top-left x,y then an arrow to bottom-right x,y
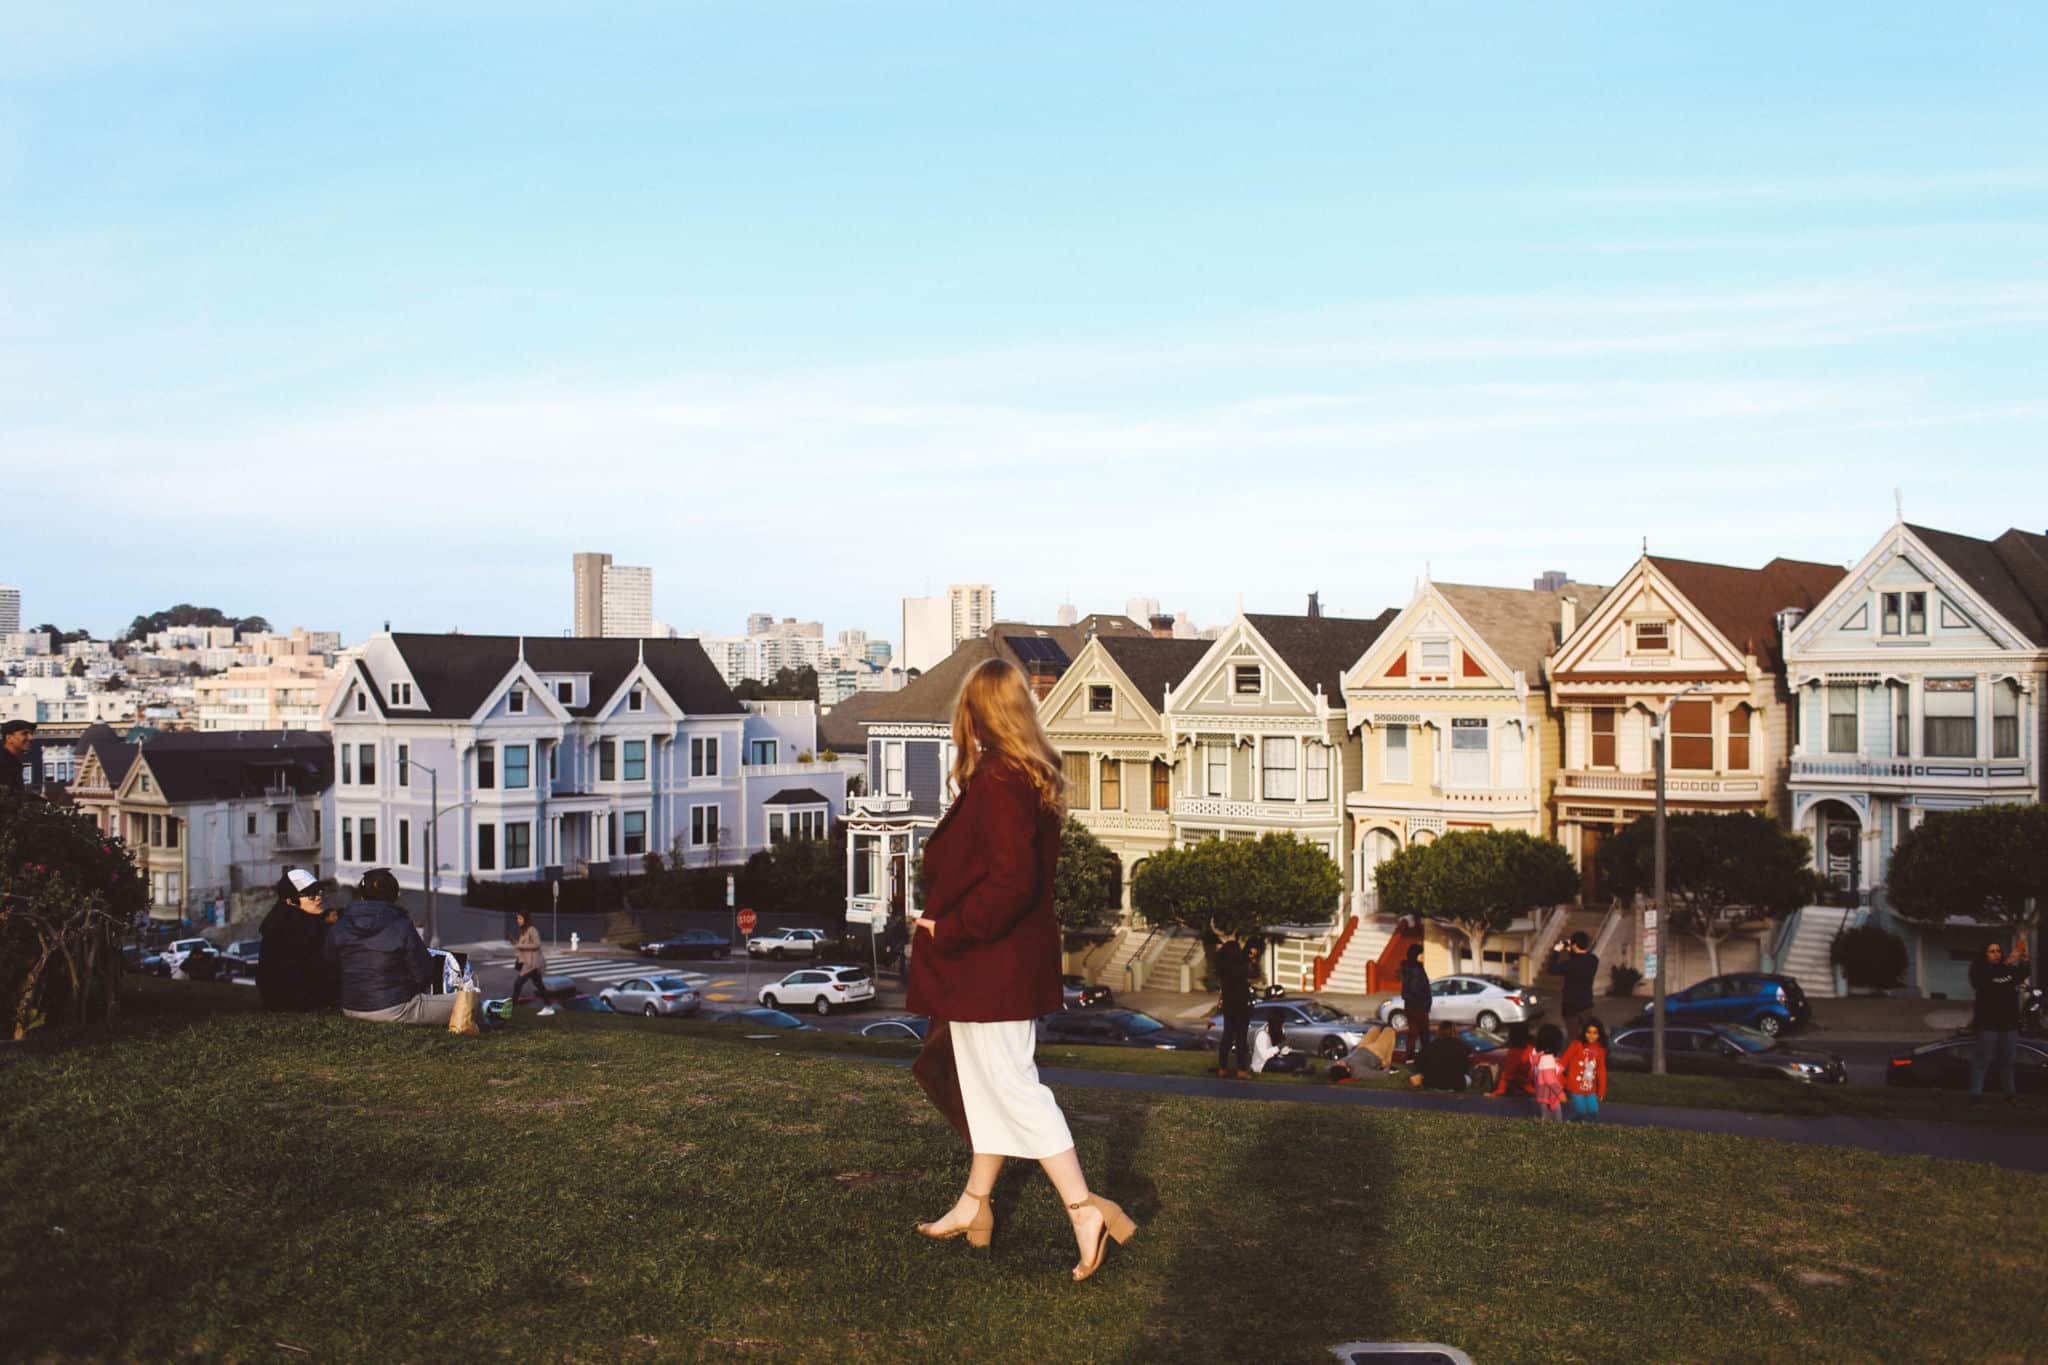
161,937 -> 215,974
121,944 -> 167,975
860,1016 -> 930,1042
640,929 -> 734,960
729,1007 -> 817,1032
1886,1035 -> 2048,1092
1609,1023 -> 1845,1083
1211,998 -> 1373,1059
761,965 -> 875,1015
1039,1009 -> 1208,1050
217,939 -> 263,978
1062,975 -> 1114,1010
1636,973 -> 1812,1036
748,927 -> 828,959
557,995 -> 616,1014
601,975 -> 703,1017
1376,975 -> 1543,1033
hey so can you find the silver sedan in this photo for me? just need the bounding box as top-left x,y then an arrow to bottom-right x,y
1375,974 -> 1542,1033
600,975 -> 702,1017
1206,999 -> 1374,1059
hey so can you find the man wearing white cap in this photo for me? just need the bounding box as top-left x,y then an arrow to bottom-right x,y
257,868 -> 339,1012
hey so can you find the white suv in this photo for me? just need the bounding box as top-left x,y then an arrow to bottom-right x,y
747,927 -> 827,960
759,966 -> 875,1016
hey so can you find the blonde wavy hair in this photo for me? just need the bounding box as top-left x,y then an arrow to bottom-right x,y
949,657 -> 1065,813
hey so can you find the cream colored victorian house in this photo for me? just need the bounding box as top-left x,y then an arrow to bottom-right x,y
1543,553 -> 1843,985
1039,633 -> 1212,909
1340,579 -> 1606,983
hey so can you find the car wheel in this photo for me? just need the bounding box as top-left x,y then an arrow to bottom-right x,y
773,948 -> 785,961
763,993 -> 779,1009
1755,1014 -> 1783,1037
814,997 -> 831,1016
1319,1037 -> 1347,1059
1386,1009 -> 1407,1031
1476,1010 -> 1501,1032
643,1004 -> 658,1018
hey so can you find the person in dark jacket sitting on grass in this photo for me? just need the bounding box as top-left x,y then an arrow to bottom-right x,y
324,868 -> 454,1026
257,868 -> 338,1012
1417,1021 -> 1473,1092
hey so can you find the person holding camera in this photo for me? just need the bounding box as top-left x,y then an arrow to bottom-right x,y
1970,937 -> 2031,1106
1546,931 -> 1600,1031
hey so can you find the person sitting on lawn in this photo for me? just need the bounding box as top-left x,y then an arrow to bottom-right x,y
1249,1016 -> 1305,1074
1416,1020 -> 1473,1092
1559,1018 -> 1609,1121
1489,1021 -> 1537,1100
324,868 -> 455,1027
256,868 -> 338,1012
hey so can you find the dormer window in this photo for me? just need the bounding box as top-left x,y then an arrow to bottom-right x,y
1632,621 -> 1671,654
629,686 -> 645,713
354,691 -> 367,713
508,688 -> 526,715
388,681 -> 413,706
1088,685 -> 1113,713
1418,639 -> 1451,673
1881,591 -> 1928,637
556,680 -> 575,705
1233,665 -> 1262,696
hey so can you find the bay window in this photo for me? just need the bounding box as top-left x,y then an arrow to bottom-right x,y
1063,752 -> 1092,809
1261,738 -> 1298,800
1923,678 -> 1976,758
1993,681 -> 2020,758
1827,686 -> 1859,754
1448,718 -> 1489,787
1385,725 -> 1411,782
1305,743 -> 1330,800
1669,700 -> 1714,771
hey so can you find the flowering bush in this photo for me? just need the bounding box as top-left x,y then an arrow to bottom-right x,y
1,793 -> 147,1038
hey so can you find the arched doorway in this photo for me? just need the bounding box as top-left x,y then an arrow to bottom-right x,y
1811,799 -> 1863,901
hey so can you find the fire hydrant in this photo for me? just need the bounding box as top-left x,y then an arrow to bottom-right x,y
569,932 -> 581,954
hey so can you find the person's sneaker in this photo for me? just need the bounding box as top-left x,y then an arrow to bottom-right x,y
537,1005 -> 557,1017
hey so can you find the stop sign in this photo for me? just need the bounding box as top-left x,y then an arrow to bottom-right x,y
736,908 -> 757,935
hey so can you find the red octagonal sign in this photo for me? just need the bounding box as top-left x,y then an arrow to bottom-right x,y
736,908 -> 757,935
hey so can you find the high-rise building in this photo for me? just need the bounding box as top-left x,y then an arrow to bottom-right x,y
746,613 -> 775,636
0,586 -> 19,635
949,584 -> 995,648
572,553 -> 611,636
1055,602 -> 1078,627
901,596 -> 951,673
600,564 -> 654,637
864,641 -> 893,667
837,628 -> 868,658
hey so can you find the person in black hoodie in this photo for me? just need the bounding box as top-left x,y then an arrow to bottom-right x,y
256,869 -> 338,1012
1398,943 -> 1433,1063
1969,938 -> 2031,1105
324,868 -> 455,1026
1545,932 -> 1601,1033
1205,929 -> 1257,1079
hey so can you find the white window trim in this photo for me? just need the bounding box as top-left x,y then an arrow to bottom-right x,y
1230,662 -> 1265,704
1879,585 -> 1933,639
690,802 -> 722,847
882,741 -> 906,797
1384,725 -> 1411,784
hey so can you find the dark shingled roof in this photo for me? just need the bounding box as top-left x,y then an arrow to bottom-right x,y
73,723 -> 139,788
1243,611 -> 1399,695
842,620 -> 1117,728
1647,555 -> 1846,674
1907,524 -> 2048,646
1095,636 -> 1213,711
387,634 -> 744,720
817,691 -> 890,753
762,786 -> 832,807
128,730 -> 333,804
1436,581 -> 1610,679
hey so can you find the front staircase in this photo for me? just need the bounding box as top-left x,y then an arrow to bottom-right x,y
1773,904 -> 1857,999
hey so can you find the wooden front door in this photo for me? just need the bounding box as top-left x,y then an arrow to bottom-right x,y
1579,824 -> 1605,903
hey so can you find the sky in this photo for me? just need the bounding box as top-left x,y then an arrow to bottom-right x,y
4,2 -> 2046,645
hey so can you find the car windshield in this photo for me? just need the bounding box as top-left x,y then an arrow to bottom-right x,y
1299,1003 -> 1350,1023
651,977 -> 691,991
835,968 -> 870,981
1119,1013 -> 1166,1035
1476,975 -> 1519,990
1718,1025 -> 1777,1053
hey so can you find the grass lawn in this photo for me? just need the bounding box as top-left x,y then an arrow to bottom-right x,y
3,981 -> 2044,1363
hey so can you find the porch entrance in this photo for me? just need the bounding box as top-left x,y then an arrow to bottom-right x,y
1814,800 -> 1861,897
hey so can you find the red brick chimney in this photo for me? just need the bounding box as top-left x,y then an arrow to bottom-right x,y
1149,614 -> 1174,639
1025,658 -> 1061,700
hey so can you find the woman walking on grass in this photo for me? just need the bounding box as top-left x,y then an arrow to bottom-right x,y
907,658 -> 1137,1282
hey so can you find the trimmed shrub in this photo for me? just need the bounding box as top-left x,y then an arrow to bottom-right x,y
1607,964 -> 1643,997
2,794 -> 148,1037
1832,922 -> 1909,990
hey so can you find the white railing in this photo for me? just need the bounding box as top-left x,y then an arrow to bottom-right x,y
1432,786 -> 1539,807
1172,797 -> 1339,822
1791,755 -> 2032,785
1558,770 -> 1765,799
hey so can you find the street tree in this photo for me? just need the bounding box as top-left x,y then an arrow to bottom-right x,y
1599,811 -> 1817,977
1131,833 -> 1341,942
1373,829 -> 1579,970
1054,817 -> 1122,940
1888,803 -> 2047,951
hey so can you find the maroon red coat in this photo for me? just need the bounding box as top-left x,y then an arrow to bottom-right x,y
905,759 -> 1063,1023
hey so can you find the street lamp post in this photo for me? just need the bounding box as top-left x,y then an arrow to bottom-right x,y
406,760 -> 466,949
1649,684 -> 1704,1077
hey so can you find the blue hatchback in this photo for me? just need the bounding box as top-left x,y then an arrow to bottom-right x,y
1637,973 -> 1812,1036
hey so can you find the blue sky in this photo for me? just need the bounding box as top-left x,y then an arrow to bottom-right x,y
5,2 -> 2045,643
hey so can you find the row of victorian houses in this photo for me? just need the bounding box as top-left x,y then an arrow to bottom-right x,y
837,519 -> 2048,1001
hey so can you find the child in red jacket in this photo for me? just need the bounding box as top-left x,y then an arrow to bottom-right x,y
1560,1019 -> 1608,1121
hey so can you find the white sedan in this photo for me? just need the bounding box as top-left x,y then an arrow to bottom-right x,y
759,966 -> 874,1016
747,927 -> 828,959
1375,974 -> 1544,1032
601,975 -> 702,1017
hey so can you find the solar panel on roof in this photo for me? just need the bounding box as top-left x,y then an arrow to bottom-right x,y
1006,636 -> 1070,666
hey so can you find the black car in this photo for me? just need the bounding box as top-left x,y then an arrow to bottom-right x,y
1061,975 -> 1114,1010
1609,1023 -> 1846,1084
730,1007 -> 818,1032
860,1016 -> 930,1042
640,929 -> 734,960
1886,1035 -> 2048,1093
1037,1009 -> 1206,1051
121,944 -> 167,975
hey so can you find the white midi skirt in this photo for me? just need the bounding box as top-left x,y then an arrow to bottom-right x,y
950,1018 -> 1075,1159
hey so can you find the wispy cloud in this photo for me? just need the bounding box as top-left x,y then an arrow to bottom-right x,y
1553,169 -> 2048,206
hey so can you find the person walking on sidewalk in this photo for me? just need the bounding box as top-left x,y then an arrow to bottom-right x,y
1208,930 -> 1257,1078
1398,943 -> 1432,1063
1969,938 -> 2031,1106
1560,1018 -> 1608,1121
907,658 -> 1137,1282
510,911 -> 555,1017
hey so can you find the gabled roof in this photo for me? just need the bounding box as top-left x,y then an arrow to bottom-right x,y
1095,635 -> 1212,710
845,619 -> 1103,728
1243,611 -> 1399,695
73,723 -> 139,789
385,634 -> 744,720
128,731 -> 333,804
1645,556 -> 1845,674
1907,524 -> 2048,646
817,691 -> 890,753
1435,581 -> 1610,679
762,786 -> 832,807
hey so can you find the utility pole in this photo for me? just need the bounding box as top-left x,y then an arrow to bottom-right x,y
1650,684 -> 1702,1077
